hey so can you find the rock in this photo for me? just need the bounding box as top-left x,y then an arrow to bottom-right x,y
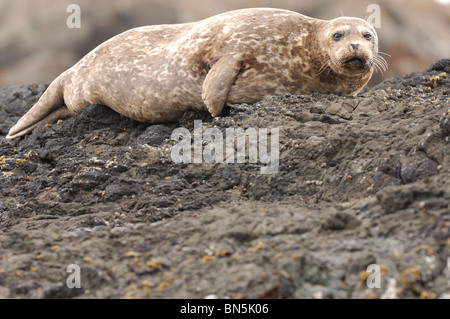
0,59 -> 449,299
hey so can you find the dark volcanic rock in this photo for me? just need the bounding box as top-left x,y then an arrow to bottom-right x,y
0,59 -> 449,299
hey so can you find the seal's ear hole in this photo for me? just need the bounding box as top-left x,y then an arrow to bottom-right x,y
333,33 -> 343,41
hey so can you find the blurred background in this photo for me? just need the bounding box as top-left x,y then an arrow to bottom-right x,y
0,0 -> 449,88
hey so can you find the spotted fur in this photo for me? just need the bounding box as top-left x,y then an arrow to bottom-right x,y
7,8 -> 378,139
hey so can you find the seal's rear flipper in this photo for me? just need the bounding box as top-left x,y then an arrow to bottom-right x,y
6,106 -> 73,139
6,80 -> 74,139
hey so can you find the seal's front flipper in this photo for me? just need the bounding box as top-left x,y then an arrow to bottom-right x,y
6,80 -> 74,139
202,55 -> 243,117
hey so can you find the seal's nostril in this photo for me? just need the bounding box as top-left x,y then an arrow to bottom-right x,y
350,43 -> 359,50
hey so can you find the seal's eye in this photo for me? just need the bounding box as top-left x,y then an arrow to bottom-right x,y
333,33 -> 343,41
363,33 -> 372,40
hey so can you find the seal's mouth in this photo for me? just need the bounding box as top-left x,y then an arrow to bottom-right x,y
342,57 -> 371,71
345,58 -> 365,65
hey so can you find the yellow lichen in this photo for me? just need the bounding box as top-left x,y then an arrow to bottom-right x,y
216,249 -> 231,257
380,265 -> 389,276
142,280 -> 154,295
201,255 -> 217,264
228,292 -> 245,299
248,241 -> 265,252
431,76 -> 440,89
0,155 -> 14,165
398,267 -> 421,293
125,251 -> 139,258
420,290 -> 436,299
146,259 -> 162,270
83,257 -> 93,263
344,174 -> 353,181
367,292 -> 378,299
142,280 -> 154,288
414,243 -> 435,255
127,284 -> 138,291
156,282 -> 170,291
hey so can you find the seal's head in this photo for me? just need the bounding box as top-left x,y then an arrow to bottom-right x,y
320,17 -> 378,76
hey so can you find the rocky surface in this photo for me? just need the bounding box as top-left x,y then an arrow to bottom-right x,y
0,59 -> 449,299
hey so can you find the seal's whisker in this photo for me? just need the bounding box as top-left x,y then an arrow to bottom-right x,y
380,57 -> 388,69
375,62 -> 386,74
374,57 -> 387,74
373,59 -> 383,72
375,56 -> 388,71
374,56 -> 387,70
318,63 -> 330,74
372,62 -> 379,74
316,67 -> 327,77
378,51 -> 391,57
321,56 -> 341,79
317,63 -> 327,75
372,58 -> 381,73
374,63 -> 383,75
316,57 -> 331,77
376,55 -> 388,66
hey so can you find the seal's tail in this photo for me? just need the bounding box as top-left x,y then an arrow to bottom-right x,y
6,79 -> 74,139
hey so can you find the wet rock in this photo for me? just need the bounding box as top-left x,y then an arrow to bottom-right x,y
321,212 -> 361,231
0,59 -> 449,299
440,109 -> 450,138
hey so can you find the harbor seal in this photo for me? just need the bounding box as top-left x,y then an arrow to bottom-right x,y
6,8 -> 386,139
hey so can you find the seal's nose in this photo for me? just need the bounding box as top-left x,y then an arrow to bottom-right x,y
350,43 -> 359,51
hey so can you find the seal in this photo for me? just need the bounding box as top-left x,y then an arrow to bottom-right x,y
6,8 -> 386,139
